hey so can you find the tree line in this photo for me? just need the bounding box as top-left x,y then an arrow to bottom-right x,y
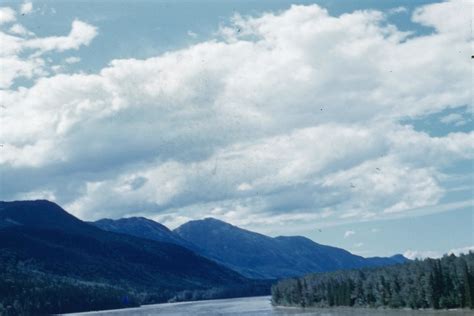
0,252 -> 270,315
0,269 -> 269,315
272,252 -> 474,309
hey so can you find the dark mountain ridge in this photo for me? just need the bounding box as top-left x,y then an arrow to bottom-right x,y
93,216 -> 408,279
0,200 -> 96,234
174,217 -> 408,279
0,200 -> 268,314
92,216 -> 196,250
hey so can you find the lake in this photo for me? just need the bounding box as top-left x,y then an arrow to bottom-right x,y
68,296 -> 473,315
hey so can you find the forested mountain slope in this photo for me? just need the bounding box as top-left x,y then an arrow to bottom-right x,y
0,200 -> 268,315
174,218 -> 408,279
92,217 -> 196,250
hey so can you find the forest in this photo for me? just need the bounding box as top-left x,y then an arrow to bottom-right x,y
272,252 -> 474,309
0,261 -> 269,315
0,200 -> 271,315
0,230 -> 269,315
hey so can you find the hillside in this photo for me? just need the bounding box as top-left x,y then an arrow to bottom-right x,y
92,217 -> 196,250
94,216 -> 407,280
174,218 -> 407,279
0,200 -> 268,314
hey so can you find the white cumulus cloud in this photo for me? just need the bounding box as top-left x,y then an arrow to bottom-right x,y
440,113 -> 466,126
0,15 -> 97,88
0,7 -> 16,25
0,1 -> 471,233
344,230 -> 356,238
20,2 -> 33,15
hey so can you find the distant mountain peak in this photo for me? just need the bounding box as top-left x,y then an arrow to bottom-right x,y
0,200 -> 97,234
122,216 -> 157,222
178,217 -> 260,234
196,217 -> 232,225
390,254 -> 409,263
0,199 -> 260,315
96,216 -> 169,228
95,216 -> 168,228
174,217 -> 409,279
92,216 -> 195,250
1,199 -> 61,210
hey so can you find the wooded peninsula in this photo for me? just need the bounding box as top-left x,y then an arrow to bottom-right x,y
272,253 -> 474,310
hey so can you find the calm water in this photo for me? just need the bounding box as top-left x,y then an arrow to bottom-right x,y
68,296 -> 473,316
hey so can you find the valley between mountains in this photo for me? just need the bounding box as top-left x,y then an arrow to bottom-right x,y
0,200 -> 406,314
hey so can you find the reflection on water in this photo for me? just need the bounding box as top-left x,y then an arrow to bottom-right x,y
68,296 -> 473,316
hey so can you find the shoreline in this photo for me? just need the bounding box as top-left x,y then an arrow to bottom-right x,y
64,295 -> 272,315
64,296 -> 473,315
272,304 -> 473,313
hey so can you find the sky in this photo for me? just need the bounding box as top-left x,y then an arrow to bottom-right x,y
0,0 -> 472,259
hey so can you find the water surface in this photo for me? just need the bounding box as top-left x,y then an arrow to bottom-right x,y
68,296 -> 473,316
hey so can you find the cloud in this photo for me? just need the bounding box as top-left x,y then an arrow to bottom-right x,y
440,113 -> 466,126
0,1 -> 472,233
187,30 -> 198,38
344,230 -> 355,238
65,56 -> 81,64
0,16 -> 98,88
9,23 -> 34,36
20,189 -> 56,201
371,228 -> 380,233
388,7 -> 407,15
404,245 -> 474,259
25,20 -> 97,53
448,246 -> 474,256
403,249 -> 441,260
0,7 -> 16,25
237,183 -> 253,191
20,2 -> 33,15
412,0 -> 470,38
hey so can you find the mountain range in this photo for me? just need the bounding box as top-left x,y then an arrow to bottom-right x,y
0,199 -> 407,314
0,200 -> 267,314
93,216 -> 407,279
